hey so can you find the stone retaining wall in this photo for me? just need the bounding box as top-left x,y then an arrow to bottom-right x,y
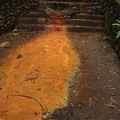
101,0 -> 120,56
0,0 -> 38,34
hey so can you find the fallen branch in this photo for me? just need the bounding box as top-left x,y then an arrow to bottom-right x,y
19,76 -> 39,86
24,76 -> 39,82
11,94 -> 46,114
59,79 -> 68,88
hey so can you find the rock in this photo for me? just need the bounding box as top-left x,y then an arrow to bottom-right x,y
0,41 -> 11,48
17,54 -> 22,59
11,33 -> 19,36
111,93 -> 115,96
13,28 -> 18,32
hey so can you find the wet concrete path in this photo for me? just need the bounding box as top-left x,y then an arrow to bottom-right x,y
0,30 -> 120,120
48,32 -> 120,120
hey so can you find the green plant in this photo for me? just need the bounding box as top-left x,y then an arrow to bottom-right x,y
112,20 -> 120,39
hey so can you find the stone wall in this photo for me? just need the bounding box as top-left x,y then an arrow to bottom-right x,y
0,0 -> 38,34
101,0 -> 120,56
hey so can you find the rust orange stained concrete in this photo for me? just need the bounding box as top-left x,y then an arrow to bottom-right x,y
0,30 -> 80,120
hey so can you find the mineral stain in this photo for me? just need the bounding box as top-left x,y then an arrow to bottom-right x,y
0,12 -> 80,119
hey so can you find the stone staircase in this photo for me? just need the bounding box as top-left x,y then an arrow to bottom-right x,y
16,0 -> 105,32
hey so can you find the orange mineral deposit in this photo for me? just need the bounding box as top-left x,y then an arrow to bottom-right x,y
0,11 -> 80,120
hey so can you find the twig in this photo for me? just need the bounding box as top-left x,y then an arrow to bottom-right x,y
59,79 -> 68,88
19,76 -> 39,86
11,94 -> 46,114
24,76 -> 39,82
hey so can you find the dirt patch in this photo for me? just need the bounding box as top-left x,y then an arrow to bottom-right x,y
0,30 -> 80,120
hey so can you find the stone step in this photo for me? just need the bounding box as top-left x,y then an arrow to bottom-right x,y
16,24 -> 45,31
16,24 -> 104,32
75,14 -> 104,20
18,17 -> 49,24
37,1 -> 101,11
65,19 -> 104,27
21,10 -> 103,19
21,12 -> 48,18
18,17 -> 104,27
67,25 -> 104,32
41,0 -> 99,1
40,0 -> 97,1
38,1 -> 100,6
16,1 -> 104,33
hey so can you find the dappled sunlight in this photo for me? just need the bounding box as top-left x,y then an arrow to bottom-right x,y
0,29 -> 80,120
